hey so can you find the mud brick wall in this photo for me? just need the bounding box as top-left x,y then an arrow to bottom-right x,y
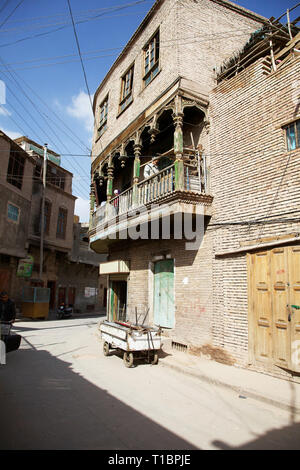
209,57 -> 300,373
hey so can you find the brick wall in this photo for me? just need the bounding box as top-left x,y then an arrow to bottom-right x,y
209,56 -> 300,376
109,232 -> 214,347
92,0 -> 264,160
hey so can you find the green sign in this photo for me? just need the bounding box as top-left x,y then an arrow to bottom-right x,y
17,256 -> 34,278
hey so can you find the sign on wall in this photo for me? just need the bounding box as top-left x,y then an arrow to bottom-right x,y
17,255 -> 34,278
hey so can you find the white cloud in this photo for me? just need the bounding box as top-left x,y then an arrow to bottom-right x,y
1,128 -> 22,140
74,197 -> 90,223
67,90 -> 94,133
0,106 -> 11,116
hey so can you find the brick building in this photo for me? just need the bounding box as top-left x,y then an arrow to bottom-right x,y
210,30 -> 300,379
89,0 -> 300,380
0,131 -> 35,300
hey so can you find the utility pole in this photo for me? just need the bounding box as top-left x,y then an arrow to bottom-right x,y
39,144 -> 47,283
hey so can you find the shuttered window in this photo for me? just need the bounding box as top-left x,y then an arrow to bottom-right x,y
143,30 -> 160,87
56,207 -> 67,239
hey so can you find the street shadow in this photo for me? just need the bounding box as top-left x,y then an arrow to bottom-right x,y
12,320 -> 99,333
0,344 -> 198,450
212,421 -> 300,450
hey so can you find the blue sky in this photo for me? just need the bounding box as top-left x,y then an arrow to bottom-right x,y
0,0 -> 294,221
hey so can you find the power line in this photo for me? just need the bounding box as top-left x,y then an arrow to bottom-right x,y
0,68 -> 91,153
0,58 -> 92,173
0,9 -> 151,35
0,1 -> 12,18
0,0 -> 25,30
0,28 -> 256,62
66,0 -> 93,114
0,0 -> 149,48
1,0 -> 151,26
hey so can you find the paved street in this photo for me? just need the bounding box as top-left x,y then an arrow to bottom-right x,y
0,316 -> 300,450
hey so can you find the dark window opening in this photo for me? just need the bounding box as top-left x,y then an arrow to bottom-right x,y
7,151 -> 25,189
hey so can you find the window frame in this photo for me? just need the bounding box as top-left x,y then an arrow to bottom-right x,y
119,64 -> 134,113
284,119 -> 300,151
6,150 -> 25,190
98,95 -> 109,138
56,207 -> 68,239
143,29 -> 160,87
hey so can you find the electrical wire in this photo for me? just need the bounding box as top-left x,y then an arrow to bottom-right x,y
0,0 -> 25,30
66,0 -> 93,114
0,0 -> 150,48
0,1 -> 12,18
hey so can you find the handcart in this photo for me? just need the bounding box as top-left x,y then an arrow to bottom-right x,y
99,319 -> 162,368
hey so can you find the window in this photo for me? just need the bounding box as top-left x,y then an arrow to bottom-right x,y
119,65 -> 134,113
285,119 -> 300,151
143,30 -> 160,87
7,151 -> 25,189
7,203 -> 19,223
56,207 -> 67,239
98,96 -> 108,138
46,164 -> 65,190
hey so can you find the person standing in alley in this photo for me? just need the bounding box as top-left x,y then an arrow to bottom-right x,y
0,291 -> 16,322
0,291 -> 21,353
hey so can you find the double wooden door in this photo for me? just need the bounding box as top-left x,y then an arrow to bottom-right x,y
248,246 -> 300,372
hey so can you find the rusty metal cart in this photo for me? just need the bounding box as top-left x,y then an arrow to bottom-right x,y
99,320 -> 162,367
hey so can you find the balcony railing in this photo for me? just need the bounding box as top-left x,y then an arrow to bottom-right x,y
91,160 -> 209,230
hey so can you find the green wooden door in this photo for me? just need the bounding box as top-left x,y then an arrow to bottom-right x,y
154,259 -> 175,328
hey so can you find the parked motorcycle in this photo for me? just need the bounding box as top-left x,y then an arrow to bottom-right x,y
56,303 -> 73,319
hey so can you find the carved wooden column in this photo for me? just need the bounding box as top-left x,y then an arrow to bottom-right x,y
133,134 -> 142,205
173,96 -> 184,191
106,154 -> 114,202
89,179 -> 96,227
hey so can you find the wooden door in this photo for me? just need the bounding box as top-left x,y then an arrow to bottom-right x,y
109,281 -> 127,322
250,250 -> 273,363
249,245 -> 300,372
154,259 -> 175,328
270,247 -> 290,368
58,287 -> 66,305
68,287 -> 76,307
288,246 -> 300,372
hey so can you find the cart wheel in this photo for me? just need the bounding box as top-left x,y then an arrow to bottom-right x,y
151,352 -> 159,365
123,352 -> 134,368
103,342 -> 110,356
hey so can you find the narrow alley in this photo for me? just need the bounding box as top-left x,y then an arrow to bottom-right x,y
1,316 -> 299,450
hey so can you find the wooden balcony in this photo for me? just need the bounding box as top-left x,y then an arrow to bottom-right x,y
89,161 -> 213,253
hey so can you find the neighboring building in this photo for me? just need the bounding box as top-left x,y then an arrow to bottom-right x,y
0,131 -> 35,300
209,30 -> 300,379
59,219 -> 107,313
89,0 -> 300,381
15,136 -> 76,310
